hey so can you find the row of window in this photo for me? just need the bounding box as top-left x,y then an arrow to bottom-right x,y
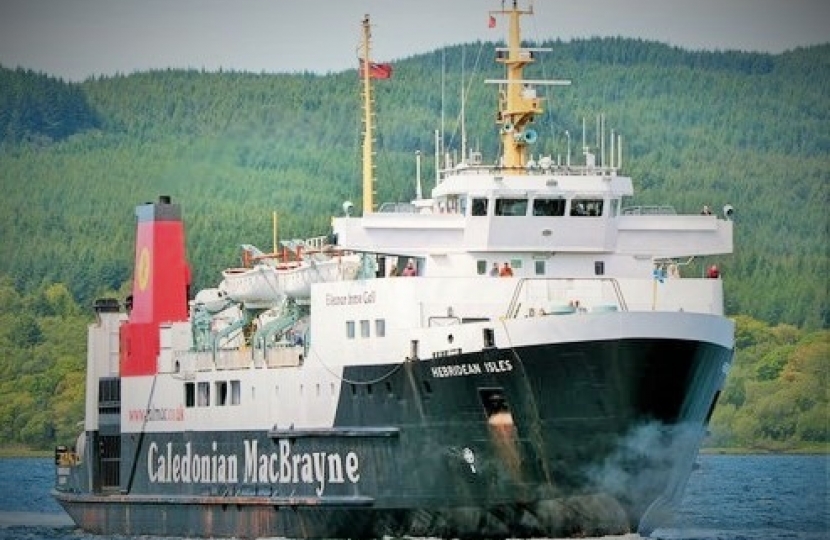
185,380 -> 241,408
346,319 -> 386,339
469,197 -> 609,217
474,259 -> 606,277
475,258 -> 545,276
183,378 -> 406,409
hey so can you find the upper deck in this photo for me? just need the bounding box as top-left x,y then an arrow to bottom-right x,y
332,165 -> 732,265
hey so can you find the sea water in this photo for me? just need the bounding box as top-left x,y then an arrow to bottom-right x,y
0,454 -> 826,539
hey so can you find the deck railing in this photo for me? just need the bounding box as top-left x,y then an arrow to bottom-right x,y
505,277 -> 628,319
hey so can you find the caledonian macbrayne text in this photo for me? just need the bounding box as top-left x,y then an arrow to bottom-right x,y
147,439 -> 360,496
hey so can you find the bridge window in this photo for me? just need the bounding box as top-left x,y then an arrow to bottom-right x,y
375,319 -> 386,337
360,320 -> 371,338
471,197 -> 488,216
230,380 -> 241,405
533,198 -> 566,216
571,198 -> 604,217
346,321 -> 356,339
495,198 -> 528,216
535,260 -> 546,275
441,194 -> 463,214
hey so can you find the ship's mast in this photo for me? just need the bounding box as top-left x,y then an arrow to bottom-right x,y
487,1 -> 569,170
496,1 -> 540,170
360,14 -> 375,215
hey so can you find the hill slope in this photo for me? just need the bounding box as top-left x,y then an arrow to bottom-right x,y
0,39 -> 828,328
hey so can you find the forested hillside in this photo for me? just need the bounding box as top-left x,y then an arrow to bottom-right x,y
0,40 -> 826,328
707,316 -> 828,451
0,38 -> 827,451
0,67 -> 100,144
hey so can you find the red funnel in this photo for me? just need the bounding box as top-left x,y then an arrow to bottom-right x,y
120,196 -> 191,377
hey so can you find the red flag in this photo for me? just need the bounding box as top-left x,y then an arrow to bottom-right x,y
359,60 -> 393,79
488,15 -> 496,28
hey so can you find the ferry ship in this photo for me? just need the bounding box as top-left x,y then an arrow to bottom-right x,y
53,2 -> 734,537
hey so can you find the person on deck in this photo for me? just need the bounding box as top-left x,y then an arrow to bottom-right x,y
402,259 -> 417,276
499,262 -> 514,277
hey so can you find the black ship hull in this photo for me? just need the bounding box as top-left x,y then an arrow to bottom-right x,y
55,336 -> 731,538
